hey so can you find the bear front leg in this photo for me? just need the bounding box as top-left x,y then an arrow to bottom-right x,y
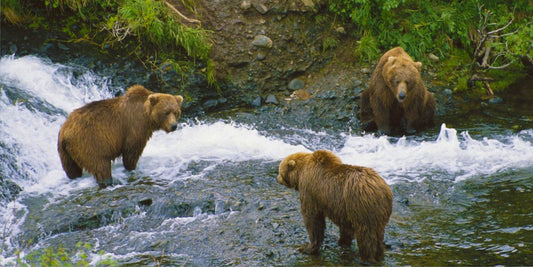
122,145 -> 146,171
371,100 -> 391,135
301,213 -> 325,255
404,109 -> 419,135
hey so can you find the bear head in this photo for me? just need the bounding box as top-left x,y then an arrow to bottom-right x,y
382,55 -> 422,103
146,93 -> 184,133
277,152 -> 310,190
277,150 -> 342,190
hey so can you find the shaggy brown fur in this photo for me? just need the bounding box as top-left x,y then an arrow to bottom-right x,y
58,85 -> 183,188
360,47 -> 435,135
277,150 -> 393,263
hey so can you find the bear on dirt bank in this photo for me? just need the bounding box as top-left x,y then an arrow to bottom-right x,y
58,85 -> 183,189
359,46 -> 435,135
277,150 -> 393,263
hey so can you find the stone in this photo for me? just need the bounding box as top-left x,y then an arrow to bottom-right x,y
252,35 -> 273,49
253,3 -> 269,14
9,44 -> 17,54
257,51 -> 267,60
265,94 -> 279,105
57,43 -> 70,51
251,96 -> 262,107
488,97 -> 503,105
203,99 -> 218,109
240,0 -> 251,10
301,0 -> 314,8
428,53 -> 440,62
288,78 -> 304,90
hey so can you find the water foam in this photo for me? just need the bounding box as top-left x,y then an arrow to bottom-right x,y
139,121 -> 311,178
0,55 -> 114,113
338,124 -> 533,183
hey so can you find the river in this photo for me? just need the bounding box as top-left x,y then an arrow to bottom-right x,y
1,55 -> 532,266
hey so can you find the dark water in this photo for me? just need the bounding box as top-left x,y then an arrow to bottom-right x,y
1,55 -> 533,266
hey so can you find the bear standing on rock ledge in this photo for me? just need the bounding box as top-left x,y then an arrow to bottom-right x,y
360,47 -> 436,135
277,150 -> 393,263
58,85 -> 183,189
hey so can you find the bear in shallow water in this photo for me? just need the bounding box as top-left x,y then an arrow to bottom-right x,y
58,85 -> 183,188
360,47 -> 435,135
277,150 -> 393,263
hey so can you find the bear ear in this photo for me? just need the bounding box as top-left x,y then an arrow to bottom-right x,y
287,160 -> 296,169
148,94 -> 159,106
387,56 -> 397,65
414,61 -> 422,71
175,95 -> 184,105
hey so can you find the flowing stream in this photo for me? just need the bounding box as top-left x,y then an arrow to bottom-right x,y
1,55 -> 533,266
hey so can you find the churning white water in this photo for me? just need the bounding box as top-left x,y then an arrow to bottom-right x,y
1,55 -> 533,263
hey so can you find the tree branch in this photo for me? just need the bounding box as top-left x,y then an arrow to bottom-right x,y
164,1 -> 201,24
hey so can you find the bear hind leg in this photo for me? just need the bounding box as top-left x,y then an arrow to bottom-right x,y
58,143 -> 82,179
355,227 -> 385,263
338,225 -> 354,248
301,213 -> 325,255
87,160 -> 113,189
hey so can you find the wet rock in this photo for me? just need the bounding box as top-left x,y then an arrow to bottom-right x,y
9,44 -> 17,54
488,97 -> 503,104
203,99 -> 219,109
138,198 -> 153,206
253,3 -> 269,14
252,35 -> 273,49
218,97 -> 228,104
443,89 -> 453,96
251,96 -> 262,107
0,179 -> 22,203
265,94 -> 279,105
57,43 -> 70,51
288,78 -> 304,90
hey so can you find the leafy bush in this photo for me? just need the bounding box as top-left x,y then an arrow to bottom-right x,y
328,0 -> 531,59
2,0 -> 214,88
328,0 -> 532,93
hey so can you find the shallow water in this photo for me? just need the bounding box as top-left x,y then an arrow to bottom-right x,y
1,55 -> 532,266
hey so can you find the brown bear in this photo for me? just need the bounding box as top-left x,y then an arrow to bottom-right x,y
277,150 -> 393,263
359,46 -> 435,135
58,85 -> 183,188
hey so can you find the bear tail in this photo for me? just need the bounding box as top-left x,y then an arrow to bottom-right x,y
58,139 -> 83,179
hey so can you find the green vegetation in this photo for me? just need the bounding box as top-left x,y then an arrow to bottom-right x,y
328,0 -> 533,96
16,242 -> 117,266
1,0 -> 215,89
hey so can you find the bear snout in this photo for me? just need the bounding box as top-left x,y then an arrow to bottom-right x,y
398,91 -> 406,102
170,123 -> 178,132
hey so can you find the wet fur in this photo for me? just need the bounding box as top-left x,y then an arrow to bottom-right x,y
277,150 -> 393,263
360,47 -> 435,135
58,85 -> 183,188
